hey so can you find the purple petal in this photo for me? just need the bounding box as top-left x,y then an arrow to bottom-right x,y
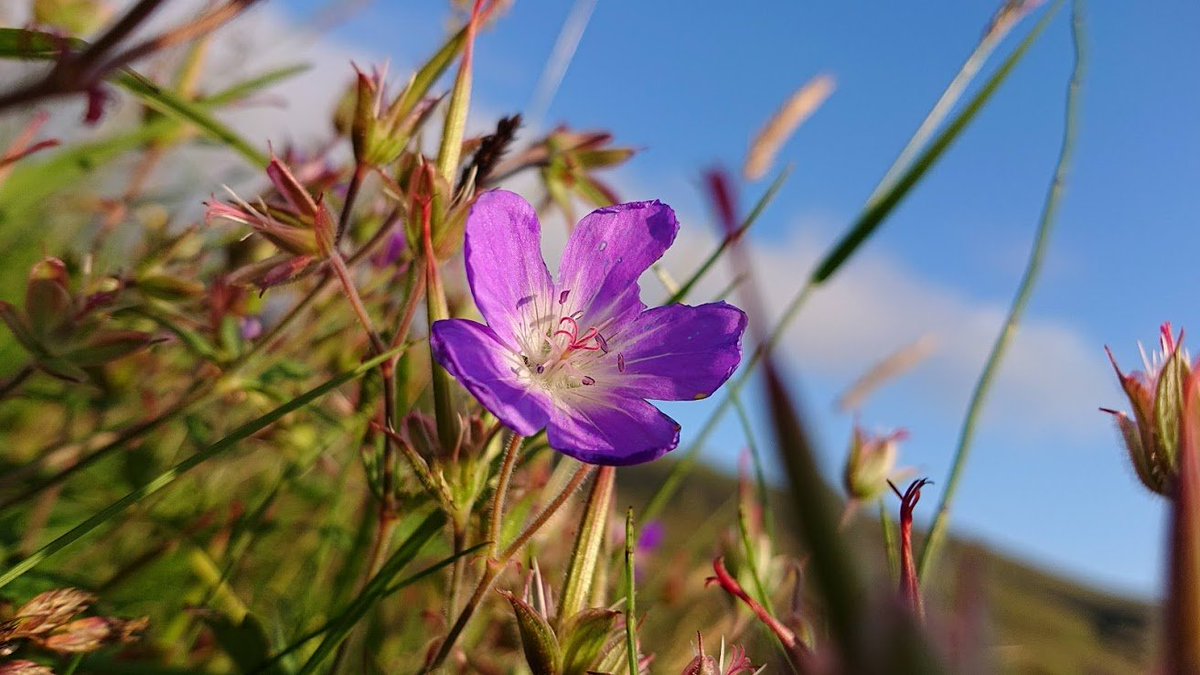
610,302 -> 747,401
546,394 -> 681,465
429,318 -> 552,437
465,190 -> 555,350
557,201 -> 678,328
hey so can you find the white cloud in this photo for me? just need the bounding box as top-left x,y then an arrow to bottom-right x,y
655,221 -> 1112,444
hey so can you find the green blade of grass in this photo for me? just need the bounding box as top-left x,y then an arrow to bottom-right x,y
0,344 -> 408,590
114,71 -> 267,166
919,0 -> 1086,584
205,64 -> 310,106
294,511 -> 450,675
0,28 -> 270,166
761,356 -> 863,666
667,167 -> 790,305
809,0 -> 1063,285
623,508 -> 639,675
643,0 -> 1059,528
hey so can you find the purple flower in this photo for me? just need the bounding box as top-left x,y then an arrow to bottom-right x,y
430,190 -> 747,466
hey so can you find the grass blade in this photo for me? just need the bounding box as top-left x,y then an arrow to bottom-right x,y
0,345 -> 408,590
667,167 -> 790,305
918,0 -> 1086,583
810,0 -> 1063,285
295,511 -> 449,675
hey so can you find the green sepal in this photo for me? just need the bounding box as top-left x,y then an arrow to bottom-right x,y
501,590 -> 560,675
559,608 -> 620,675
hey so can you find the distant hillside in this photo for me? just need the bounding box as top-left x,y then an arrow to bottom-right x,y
616,459 -> 1155,674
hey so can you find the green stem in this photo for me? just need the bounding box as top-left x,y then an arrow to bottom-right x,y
918,1 -> 1085,583
623,507 -> 639,675
488,433 -> 523,559
558,465 -> 615,625
880,499 -> 899,583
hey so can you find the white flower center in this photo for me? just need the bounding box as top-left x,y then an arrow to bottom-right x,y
509,290 -> 625,393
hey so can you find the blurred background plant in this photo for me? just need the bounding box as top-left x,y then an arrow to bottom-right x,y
0,0 -> 1179,673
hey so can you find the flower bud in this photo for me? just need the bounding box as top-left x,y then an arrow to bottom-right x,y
1103,323 -> 1191,496
500,590 -> 560,674
559,608 -> 619,675
842,425 -> 906,501
41,616 -> 148,654
25,258 -> 73,341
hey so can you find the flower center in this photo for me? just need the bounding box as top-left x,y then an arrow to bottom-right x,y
511,291 -> 625,392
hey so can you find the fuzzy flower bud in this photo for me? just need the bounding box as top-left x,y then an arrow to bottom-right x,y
1103,323 -> 1191,496
842,425 -> 907,501
349,65 -> 441,168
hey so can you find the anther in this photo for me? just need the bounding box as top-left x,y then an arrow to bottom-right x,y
595,333 -> 609,353
617,353 -> 626,373
536,364 -> 545,374
581,376 -> 595,386
559,289 -> 570,305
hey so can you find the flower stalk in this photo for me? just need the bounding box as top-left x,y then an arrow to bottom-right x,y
558,465 -> 615,627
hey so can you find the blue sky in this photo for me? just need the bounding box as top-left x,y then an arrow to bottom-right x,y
265,0 -> 1200,597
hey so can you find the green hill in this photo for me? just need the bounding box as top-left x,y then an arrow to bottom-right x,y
616,459 -> 1155,674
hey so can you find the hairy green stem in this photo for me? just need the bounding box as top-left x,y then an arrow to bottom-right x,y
488,433 -> 524,560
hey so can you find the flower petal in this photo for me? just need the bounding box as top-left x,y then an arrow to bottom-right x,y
429,318 -> 552,436
546,394 -> 681,465
610,302 -> 747,401
465,190 -> 555,350
557,201 -> 678,328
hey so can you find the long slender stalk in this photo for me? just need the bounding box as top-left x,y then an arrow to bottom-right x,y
919,0 -> 1086,583
0,365 -> 33,400
558,465 -> 615,625
488,433 -> 524,559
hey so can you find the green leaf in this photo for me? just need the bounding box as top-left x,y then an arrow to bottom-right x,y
114,72 -> 267,166
296,510 -> 448,674
810,0 -> 1063,285
393,25 -> 468,122
502,590 -> 561,675
0,27 -> 87,58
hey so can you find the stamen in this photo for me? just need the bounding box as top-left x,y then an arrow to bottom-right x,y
595,333 -> 609,353
559,289 -> 570,304
581,376 -> 595,386
554,316 -> 580,342
617,353 -> 626,373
